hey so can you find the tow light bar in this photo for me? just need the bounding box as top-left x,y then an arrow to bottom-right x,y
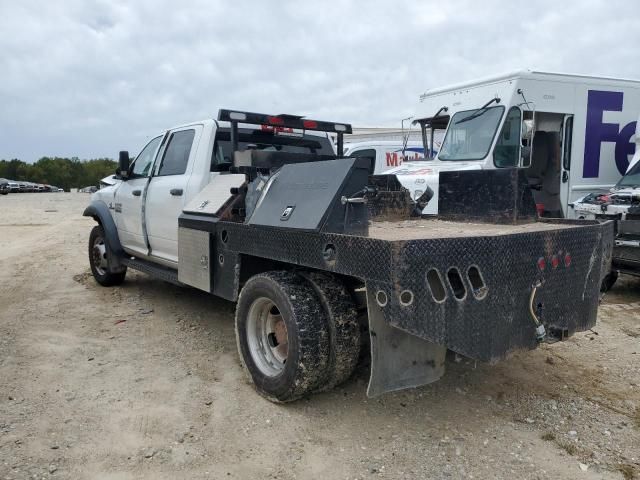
217,109 -> 352,156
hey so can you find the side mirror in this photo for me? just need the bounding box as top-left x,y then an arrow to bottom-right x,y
118,151 -> 131,179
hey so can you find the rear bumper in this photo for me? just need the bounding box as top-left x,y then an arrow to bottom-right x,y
612,219 -> 640,275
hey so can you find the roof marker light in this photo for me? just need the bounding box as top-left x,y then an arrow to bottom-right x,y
334,124 -> 347,132
229,112 -> 247,121
303,120 -> 318,129
268,116 -> 284,125
537,257 -> 546,271
551,255 -> 559,269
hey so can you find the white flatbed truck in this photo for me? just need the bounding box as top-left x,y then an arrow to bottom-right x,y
84,109 -> 613,402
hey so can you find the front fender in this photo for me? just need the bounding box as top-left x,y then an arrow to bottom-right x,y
83,201 -> 126,271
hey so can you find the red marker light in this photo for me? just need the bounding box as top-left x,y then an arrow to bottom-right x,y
268,116 -> 284,125
551,255 -> 559,269
303,120 -> 318,129
537,257 -> 546,271
564,253 -> 572,267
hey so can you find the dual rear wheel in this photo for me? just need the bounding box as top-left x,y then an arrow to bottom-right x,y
235,271 -> 360,402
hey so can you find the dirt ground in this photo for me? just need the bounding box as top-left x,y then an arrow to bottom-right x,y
1,193 -> 639,480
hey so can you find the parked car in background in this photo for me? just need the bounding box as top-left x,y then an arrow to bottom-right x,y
0,178 -> 9,195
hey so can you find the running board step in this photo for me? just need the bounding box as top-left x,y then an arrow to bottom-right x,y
123,257 -> 182,286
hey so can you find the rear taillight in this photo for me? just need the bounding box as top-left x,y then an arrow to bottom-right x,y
564,253 -> 572,267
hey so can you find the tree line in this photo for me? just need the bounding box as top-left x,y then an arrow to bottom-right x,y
0,157 -> 117,191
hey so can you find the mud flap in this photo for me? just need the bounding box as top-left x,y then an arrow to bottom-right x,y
366,291 -> 447,397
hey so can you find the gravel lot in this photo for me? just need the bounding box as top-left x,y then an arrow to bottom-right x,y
1,193 -> 639,480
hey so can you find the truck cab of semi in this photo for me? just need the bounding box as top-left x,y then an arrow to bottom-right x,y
393,70 -> 640,218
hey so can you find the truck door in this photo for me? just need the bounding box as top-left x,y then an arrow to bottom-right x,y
560,115 -> 573,216
114,135 -> 163,256
145,126 -> 201,264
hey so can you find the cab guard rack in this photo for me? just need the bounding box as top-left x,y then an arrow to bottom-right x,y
217,109 -> 353,156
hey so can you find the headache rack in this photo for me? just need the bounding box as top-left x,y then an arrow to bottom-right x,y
217,109 -> 353,157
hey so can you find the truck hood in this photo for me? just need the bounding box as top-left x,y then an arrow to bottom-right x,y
573,185 -> 640,219
99,175 -> 119,188
386,161 -> 482,214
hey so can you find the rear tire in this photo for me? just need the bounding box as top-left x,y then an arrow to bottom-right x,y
235,271 -> 330,402
88,225 -> 126,287
300,272 -> 360,391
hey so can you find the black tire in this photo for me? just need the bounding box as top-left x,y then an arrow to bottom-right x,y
600,271 -> 618,293
235,271 -> 330,402
88,225 -> 126,287
299,272 -> 360,391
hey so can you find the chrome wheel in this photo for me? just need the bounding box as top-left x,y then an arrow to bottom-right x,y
91,235 -> 108,276
246,297 -> 288,377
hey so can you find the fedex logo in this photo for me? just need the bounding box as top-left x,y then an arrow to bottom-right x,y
583,90 -> 637,177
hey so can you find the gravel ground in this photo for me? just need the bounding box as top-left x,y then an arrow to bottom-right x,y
0,193 -> 638,480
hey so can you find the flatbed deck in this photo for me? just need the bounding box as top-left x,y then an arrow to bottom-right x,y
367,219 -> 578,241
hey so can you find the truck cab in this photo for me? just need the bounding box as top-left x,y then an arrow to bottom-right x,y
397,70 -> 640,218
92,118 -> 335,266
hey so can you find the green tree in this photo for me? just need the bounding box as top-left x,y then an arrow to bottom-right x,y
0,157 -> 117,190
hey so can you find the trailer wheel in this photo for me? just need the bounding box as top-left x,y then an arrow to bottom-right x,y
235,271 -> 329,402
600,271 -> 618,293
300,272 -> 360,391
89,225 -> 126,286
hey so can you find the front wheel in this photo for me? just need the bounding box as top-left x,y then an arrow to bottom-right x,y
235,271 -> 330,402
88,225 -> 126,286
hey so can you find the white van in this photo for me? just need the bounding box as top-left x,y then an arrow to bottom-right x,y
394,70 -> 640,217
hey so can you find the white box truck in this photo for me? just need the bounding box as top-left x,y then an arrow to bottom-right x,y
391,70 -> 640,217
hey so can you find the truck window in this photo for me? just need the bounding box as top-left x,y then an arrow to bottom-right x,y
616,159 -> 640,187
212,128 -> 334,171
349,148 -> 376,159
131,136 -> 162,177
348,148 -> 376,172
157,129 -> 196,176
438,106 -> 504,161
493,107 -> 522,168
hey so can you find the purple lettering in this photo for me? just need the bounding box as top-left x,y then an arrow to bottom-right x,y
583,90 -> 623,178
614,121 -> 636,174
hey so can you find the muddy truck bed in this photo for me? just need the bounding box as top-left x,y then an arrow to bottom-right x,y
368,219 -> 577,240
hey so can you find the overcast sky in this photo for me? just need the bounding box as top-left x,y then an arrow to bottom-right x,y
1,0 -> 639,161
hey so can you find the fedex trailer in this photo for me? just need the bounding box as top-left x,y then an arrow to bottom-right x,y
397,70 -> 640,217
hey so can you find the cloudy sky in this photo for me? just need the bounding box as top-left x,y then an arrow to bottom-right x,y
1,0 -> 639,161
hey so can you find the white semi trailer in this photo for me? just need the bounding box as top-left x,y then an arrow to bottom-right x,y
391,70 -> 640,217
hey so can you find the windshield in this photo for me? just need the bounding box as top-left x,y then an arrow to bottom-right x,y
438,106 -> 505,161
617,160 -> 640,188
